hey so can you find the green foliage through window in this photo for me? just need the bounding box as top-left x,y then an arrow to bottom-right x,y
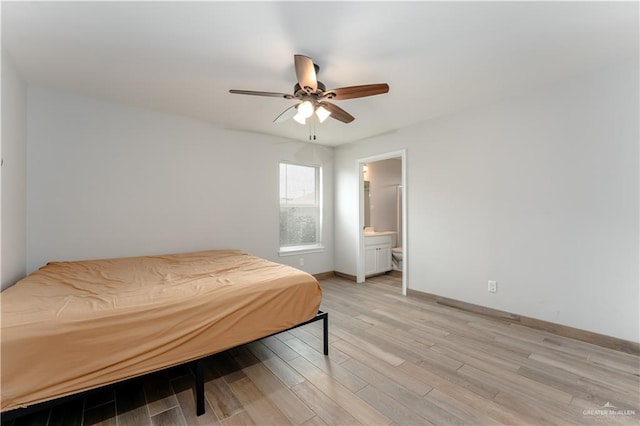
280,207 -> 317,246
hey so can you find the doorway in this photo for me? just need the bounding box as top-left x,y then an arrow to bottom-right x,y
356,150 -> 407,295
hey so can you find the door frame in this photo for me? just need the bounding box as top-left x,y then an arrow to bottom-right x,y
356,149 -> 407,296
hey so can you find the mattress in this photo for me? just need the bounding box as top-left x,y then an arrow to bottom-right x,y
1,249 -> 322,412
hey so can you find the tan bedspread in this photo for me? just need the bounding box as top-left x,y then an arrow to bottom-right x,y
1,249 -> 322,412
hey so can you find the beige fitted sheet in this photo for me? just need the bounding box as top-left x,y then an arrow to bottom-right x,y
1,249 -> 322,412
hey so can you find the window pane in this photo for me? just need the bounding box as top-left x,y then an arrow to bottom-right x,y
279,163 -> 320,248
280,164 -> 317,206
280,207 -> 317,246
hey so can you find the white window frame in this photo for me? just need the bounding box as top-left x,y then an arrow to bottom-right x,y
278,161 -> 324,256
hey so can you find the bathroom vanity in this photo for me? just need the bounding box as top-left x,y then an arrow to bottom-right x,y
364,232 -> 395,276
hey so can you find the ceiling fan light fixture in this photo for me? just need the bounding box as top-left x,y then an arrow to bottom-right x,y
229,54 -> 389,127
315,105 -> 331,123
297,101 -> 314,118
293,112 -> 307,125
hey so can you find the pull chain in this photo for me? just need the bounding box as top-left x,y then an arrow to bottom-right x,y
308,116 -> 317,141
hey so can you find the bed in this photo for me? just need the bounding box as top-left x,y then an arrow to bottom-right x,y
1,249 -> 326,416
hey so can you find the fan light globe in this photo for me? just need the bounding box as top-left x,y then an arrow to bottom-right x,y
293,112 -> 306,125
298,101 -> 314,118
315,106 -> 331,123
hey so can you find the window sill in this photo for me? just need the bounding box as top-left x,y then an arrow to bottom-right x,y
278,245 -> 325,257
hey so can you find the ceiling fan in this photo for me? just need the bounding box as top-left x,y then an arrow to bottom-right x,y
229,54 -> 389,125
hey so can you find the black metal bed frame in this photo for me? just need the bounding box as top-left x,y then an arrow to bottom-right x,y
2,310 -> 329,420
195,310 -> 328,415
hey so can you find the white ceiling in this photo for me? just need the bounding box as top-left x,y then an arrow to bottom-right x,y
2,1 -> 638,146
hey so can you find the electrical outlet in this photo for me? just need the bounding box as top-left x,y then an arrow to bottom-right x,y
488,280 -> 497,293
299,258 -> 305,267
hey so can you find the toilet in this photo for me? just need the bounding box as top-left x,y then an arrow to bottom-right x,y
391,247 -> 403,271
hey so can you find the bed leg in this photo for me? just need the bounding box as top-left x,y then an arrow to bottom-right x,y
323,312 -> 329,356
196,359 -> 205,416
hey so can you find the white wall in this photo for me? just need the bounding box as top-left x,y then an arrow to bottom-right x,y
26,87 -> 333,275
335,60 -> 639,343
1,49 -> 28,290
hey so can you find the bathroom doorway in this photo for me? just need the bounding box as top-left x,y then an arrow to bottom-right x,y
356,150 -> 407,295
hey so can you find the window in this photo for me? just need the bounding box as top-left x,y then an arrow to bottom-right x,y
279,162 -> 322,254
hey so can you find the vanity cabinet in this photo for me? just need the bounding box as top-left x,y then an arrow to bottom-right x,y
364,234 -> 393,276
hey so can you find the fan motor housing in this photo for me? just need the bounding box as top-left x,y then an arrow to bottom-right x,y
294,81 -> 326,98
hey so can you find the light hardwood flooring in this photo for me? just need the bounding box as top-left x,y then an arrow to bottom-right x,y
3,275 -> 639,426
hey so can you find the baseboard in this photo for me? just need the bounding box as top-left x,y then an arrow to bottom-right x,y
312,271 -> 336,280
407,289 -> 640,356
315,273 -> 638,354
388,270 -> 403,278
333,271 -> 357,282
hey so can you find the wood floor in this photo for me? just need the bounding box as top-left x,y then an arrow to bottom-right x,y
3,275 -> 639,426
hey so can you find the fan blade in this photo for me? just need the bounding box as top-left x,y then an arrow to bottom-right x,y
229,89 -> 294,99
273,104 -> 298,124
320,102 -> 355,123
294,54 -> 317,93
324,83 -> 389,100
